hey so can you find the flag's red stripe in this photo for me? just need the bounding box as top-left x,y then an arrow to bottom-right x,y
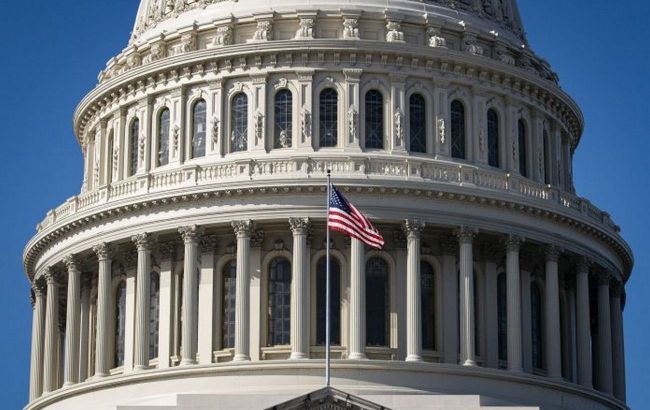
328,212 -> 384,242
328,224 -> 383,249
327,218 -> 384,246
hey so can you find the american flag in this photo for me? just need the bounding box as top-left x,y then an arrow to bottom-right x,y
328,185 -> 384,248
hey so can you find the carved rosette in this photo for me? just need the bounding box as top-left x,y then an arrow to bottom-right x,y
93,242 -> 113,261
403,219 -> 425,240
132,232 -> 154,251
289,217 -> 312,236
231,220 -> 254,238
179,225 -> 203,243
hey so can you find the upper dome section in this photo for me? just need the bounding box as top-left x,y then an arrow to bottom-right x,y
131,0 -> 527,46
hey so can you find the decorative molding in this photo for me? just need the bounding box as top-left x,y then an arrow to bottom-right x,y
93,242 -> 113,261
179,225 -> 203,243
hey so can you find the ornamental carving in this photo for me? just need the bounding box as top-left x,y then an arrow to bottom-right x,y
479,128 -> 486,153
62,254 -> 80,272
342,18 -> 359,39
289,217 -> 311,235
252,21 -> 272,41
172,125 -> 180,154
179,225 -> 203,243
175,32 -> 197,55
93,242 -> 113,261
150,40 -> 167,61
301,109 -> 312,141
386,21 -> 404,43
504,234 -> 523,252
210,25 -> 233,47
112,145 -> 119,177
455,226 -> 478,244
394,109 -> 404,146
254,111 -> 265,144
427,27 -> 447,48
438,118 -> 446,144
544,245 -> 561,262
403,219 -> 425,239
463,34 -> 484,56
348,106 -> 359,140
200,235 -> 218,253
231,220 -> 254,237
211,116 -> 220,145
131,232 -> 154,250
296,18 -> 314,39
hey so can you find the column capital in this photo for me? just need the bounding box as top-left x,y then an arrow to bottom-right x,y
610,280 -> 624,298
504,234 -> 523,252
544,245 -> 562,263
200,235 -> 218,253
179,225 -> 203,243
43,268 -> 60,286
455,226 -> 478,244
232,220 -> 254,238
63,254 -> 81,272
594,270 -> 612,287
93,242 -> 113,261
32,279 -> 46,297
131,232 -> 154,251
403,219 -> 425,239
575,256 -> 592,273
289,217 -> 311,235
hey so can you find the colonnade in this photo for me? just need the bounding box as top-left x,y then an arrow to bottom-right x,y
28,219 -> 627,403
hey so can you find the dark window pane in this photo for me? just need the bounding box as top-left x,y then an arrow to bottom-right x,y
319,88 -> 338,147
421,261 -> 435,350
518,119 -> 527,177
223,261 -> 237,348
274,90 -> 292,148
115,281 -> 127,367
409,94 -> 426,153
158,109 -> 170,166
129,118 -> 139,176
268,258 -> 291,346
316,257 -> 341,345
365,90 -> 384,149
531,282 -> 543,369
451,100 -> 466,159
192,100 -> 206,158
543,131 -> 550,184
366,257 -> 389,346
487,109 -> 499,167
497,273 -> 507,362
149,272 -> 160,359
107,132 -> 114,183
231,93 -> 248,152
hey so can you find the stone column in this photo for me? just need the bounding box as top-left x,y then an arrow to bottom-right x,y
405,220 -> 425,362
441,237 -> 459,364
62,255 -> 82,387
42,269 -> 60,393
596,271 -> 613,394
348,238 -> 366,359
232,221 -> 252,361
132,233 -> 153,370
29,280 -> 46,401
78,275 -> 91,382
610,281 -> 626,402
179,226 -> 202,365
457,227 -> 478,366
575,257 -> 593,388
544,246 -> 562,379
93,243 -> 113,378
289,218 -> 311,359
483,245 -> 500,369
198,235 -> 217,364
157,242 -> 176,369
505,235 -> 523,372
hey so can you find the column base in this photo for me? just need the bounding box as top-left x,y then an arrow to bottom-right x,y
62,381 -> 76,388
405,355 -> 422,362
508,366 -> 524,373
133,364 -> 148,371
463,359 -> 477,366
91,372 -> 109,380
233,354 -> 251,362
348,352 -> 367,360
290,352 -> 309,360
180,359 -> 196,366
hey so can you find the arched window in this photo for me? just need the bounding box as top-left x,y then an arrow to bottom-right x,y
158,108 -> 170,166
366,257 -> 389,346
268,257 -> 291,346
487,108 -> 499,167
274,90 -> 292,148
421,261 -> 436,350
531,282 -> 543,369
409,94 -> 426,153
149,272 -> 160,359
222,260 -> 237,349
497,273 -> 507,363
518,119 -> 528,177
451,100 -> 466,159
106,131 -> 114,183
543,130 -> 550,184
365,90 -> 384,149
114,281 -> 127,367
316,257 -> 341,345
129,118 -> 139,177
191,100 -> 206,158
231,93 -> 248,152
319,88 -> 338,147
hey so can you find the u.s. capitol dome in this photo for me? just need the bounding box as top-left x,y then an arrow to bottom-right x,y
24,0 -> 631,409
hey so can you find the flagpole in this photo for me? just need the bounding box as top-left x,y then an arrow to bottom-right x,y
325,169 -> 332,388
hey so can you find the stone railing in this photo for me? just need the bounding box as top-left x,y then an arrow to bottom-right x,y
35,156 -> 620,236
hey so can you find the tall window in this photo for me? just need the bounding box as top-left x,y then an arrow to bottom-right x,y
316,257 -> 341,345
364,90 -> 384,149
191,100 -> 206,158
231,93 -> 248,152
518,119 -> 528,177
421,261 -> 436,350
487,108 -> 499,167
115,281 -> 127,367
274,90 -> 292,148
366,257 -> 389,346
497,273 -> 507,362
451,100 -> 466,159
129,118 -> 139,177
409,94 -> 426,153
158,108 -> 170,166
268,257 -> 291,346
319,88 -> 338,147
543,131 -> 550,184
531,282 -> 543,369
222,261 -> 237,349
149,272 -> 160,359
107,131 -> 114,183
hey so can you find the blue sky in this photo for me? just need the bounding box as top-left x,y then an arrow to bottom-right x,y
0,1 -> 648,408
